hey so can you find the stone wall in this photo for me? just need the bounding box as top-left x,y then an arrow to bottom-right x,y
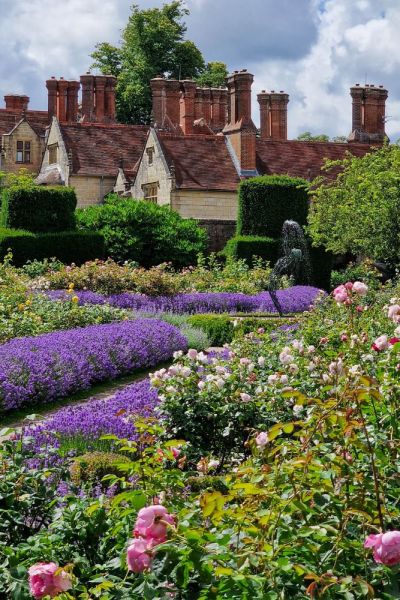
197,219 -> 236,252
1,121 -> 44,175
70,175 -> 115,207
171,189 -> 237,220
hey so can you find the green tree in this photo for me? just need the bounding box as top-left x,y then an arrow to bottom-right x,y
196,62 -> 228,88
308,144 -> 400,266
91,1 -> 225,124
297,131 -> 330,142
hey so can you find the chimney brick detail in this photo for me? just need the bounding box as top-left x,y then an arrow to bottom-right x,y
348,84 -> 388,143
4,94 -> 30,112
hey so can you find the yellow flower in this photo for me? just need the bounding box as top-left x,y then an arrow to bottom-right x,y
71,296 -> 79,304
18,303 -> 25,311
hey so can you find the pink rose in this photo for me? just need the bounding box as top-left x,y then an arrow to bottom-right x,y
28,563 -> 72,599
372,335 -> 388,352
353,281 -> 368,296
127,538 -> 153,573
187,349 -> 198,360
255,432 -> 268,449
345,281 -> 354,291
240,392 -> 251,402
388,304 -> 400,323
134,505 -> 175,544
333,285 -> 349,304
364,531 -> 400,566
171,447 -> 181,459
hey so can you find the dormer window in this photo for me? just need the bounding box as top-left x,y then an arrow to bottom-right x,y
146,147 -> 155,165
16,140 -> 31,163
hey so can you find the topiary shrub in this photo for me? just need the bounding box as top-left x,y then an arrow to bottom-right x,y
76,195 -> 207,268
1,186 -> 77,232
237,175 -> 309,238
0,228 -> 105,266
222,235 -> 279,266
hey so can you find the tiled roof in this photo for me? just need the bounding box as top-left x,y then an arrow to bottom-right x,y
0,109 -> 49,137
158,133 -> 240,191
60,123 -> 149,177
256,139 -> 375,181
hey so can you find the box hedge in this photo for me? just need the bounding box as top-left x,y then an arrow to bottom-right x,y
0,228 -> 105,266
237,175 -> 309,238
187,314 -> 235,346
1,186 -> 77,232
222,236 -> 280,266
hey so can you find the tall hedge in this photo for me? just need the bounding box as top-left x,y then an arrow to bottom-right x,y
0,228 -> 104,266
222,236 -> 280,266
237,175 -> 309,238
1,186 -> 77,233
77,195 -> 207,268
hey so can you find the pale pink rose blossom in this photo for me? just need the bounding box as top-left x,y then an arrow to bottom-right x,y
28,563 -> 72,599
187,349 -> 198,360
372,335 -> 389,352
388,304 -> 400,323
134,505 -> 175,544
255,432 -> 268,448
127,538 -> 153,573
353,281 -> 368,296
258,356 -> 265,367
240,392 -> 251,402
364,531 -> 400,565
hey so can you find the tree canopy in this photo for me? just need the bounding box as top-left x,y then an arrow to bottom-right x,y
91,1 -> 227,124
308,144 -> 400,267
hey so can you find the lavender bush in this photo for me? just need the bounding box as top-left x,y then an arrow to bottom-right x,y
0,320 -> 187,412
26,379 -> 159,463
48,285 -> 322,315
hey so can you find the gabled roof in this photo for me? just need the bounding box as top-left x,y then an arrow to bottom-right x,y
59,123 -> 149,177
256,139 -> 375,181
157,132 -> 240,191
0,109 -> 48,138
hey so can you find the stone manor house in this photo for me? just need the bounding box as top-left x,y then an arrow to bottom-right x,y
0,70 -> 387,249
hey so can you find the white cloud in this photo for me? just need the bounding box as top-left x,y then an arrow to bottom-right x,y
252,0 -> 400,139
1,0 -> 400,140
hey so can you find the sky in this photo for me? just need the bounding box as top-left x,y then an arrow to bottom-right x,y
1,0 -> 400,140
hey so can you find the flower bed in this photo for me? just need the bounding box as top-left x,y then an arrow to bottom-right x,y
48,285 -> 322,315
0,320 -> 187,412
27,379 -> 158,465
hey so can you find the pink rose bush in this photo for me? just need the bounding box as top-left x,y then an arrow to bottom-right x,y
333,281 -> 368,305
127,504 -> 175,573
364,531 -> 400,566
28,563 -> 72,599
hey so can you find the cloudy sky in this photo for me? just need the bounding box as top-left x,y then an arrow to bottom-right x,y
1,0 -> 400,139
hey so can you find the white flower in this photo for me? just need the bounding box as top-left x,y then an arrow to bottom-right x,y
307,345 -> 316,354
181,367 -> 192,378
208,459 -> 219,470
255,432 -> 268,448
279,350 -> 293,365
240,392 -> 251,402
198,381 -> 205,390
216,378 -> 225,389
173,351 -> 183,359
268,374 -> 279,384
258,356 -> 265,367
293,404 -> 304,416
289,363 -> 299,375
187,348 -> 198,360
280,374 -> 289,384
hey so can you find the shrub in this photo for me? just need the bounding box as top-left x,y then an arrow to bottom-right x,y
0,229 -> 105,266
1,186 -> 77,232
70,452 -> 130,485
187,314 -> 234,346
331,259 -> 383,291
237,175 -> 309,237
76,195 -> 207,268
222,235 -> 280,266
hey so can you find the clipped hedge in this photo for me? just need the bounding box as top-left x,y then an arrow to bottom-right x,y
187,314 -> 234,346
237,175 -> 309,238
1,186 -> 77,232
222,236 -> 280,266
0,228 -> 105,266
309,245 -> 333,291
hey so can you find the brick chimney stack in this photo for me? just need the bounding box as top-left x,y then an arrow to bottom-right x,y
80,73 -> 95,122
105,76 -> 117,122
348,83 -> 388,143
57,78 -> 69,122
164,79 -> 181,127
94,76 -> 107,122
202,88 -> 212,125
46,77 -> 58,119
258,89 -> 289,140
150,76 -> 166,127
180,80 -> 197,134
66,81 -> 80,122
223,69 -> 257,176
4,94 -> 30,112
210,88 -> 228,131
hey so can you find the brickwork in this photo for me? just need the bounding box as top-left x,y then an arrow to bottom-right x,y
197,219 -> 236,252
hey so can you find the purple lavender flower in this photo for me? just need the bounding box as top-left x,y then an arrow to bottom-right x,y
0,320 -> 187,411
49,286 -> 322,315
